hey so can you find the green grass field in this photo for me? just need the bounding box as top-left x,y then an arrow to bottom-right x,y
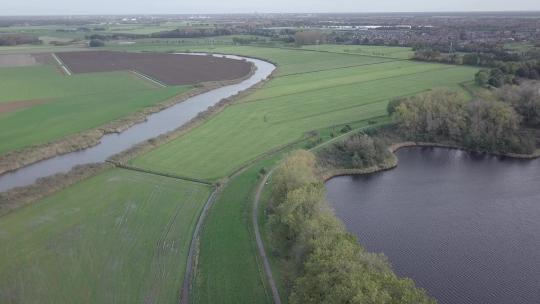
301,44 -> 414,59
0,64 -> 190,154
130,47 -> 477,180
0,169 -> 211,304
123,46 -> 477,302
193,158 -> 279,304
0,44 -> 479,304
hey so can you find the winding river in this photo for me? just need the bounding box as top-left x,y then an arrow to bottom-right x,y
326,147 -> 540,304
0,54 -> 275,192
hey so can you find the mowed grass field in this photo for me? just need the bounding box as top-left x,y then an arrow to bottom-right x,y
131,47 -> 477,180
193,157 -> 279,304
0,64 -> 190,155
0,169 -> 211,304
301,44 -> 414,59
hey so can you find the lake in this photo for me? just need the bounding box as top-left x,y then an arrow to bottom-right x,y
326,147 -> 540,304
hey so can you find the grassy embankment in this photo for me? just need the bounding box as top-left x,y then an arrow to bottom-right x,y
122,46 -> 476,302
130,46 -> 477,181
0,64 -> 190,155
0,45 -> 478,303
0,169 -> 211,303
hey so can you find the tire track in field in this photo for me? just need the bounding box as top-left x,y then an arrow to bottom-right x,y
145,188 -> 198,303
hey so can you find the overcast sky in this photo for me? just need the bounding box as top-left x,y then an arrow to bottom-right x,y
2,0 -> 540,16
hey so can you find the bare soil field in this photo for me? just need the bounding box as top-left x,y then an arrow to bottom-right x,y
0,99 -> 48,114
0,53 -> 51,68
56,51 -> 253,85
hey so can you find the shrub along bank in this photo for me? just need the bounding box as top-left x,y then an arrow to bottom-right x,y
266,150 -> 435,304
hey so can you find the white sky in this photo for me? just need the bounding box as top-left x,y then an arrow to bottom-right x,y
2,0 -> 540,16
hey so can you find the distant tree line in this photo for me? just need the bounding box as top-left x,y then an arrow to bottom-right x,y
293,31 -> 327,46
474,60 -> 540,87
267,150 -> 435,304
150,28 -> 233,39
413,42 -> 540,87
0,34 -> 41,46
85,33 -> 147,41
389,89 -> 537,154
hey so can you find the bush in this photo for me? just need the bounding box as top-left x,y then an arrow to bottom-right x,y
88,39 -> 105,47
318,133 -> 390,169
340,124 -> 352,133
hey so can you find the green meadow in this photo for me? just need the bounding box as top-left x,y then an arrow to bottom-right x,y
0,64 -> 190,154
0,44 -> 479,304
131,48 -> 476,180
0,169 -> 211,303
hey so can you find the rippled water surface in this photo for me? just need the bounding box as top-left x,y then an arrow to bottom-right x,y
326,147 -> 540,304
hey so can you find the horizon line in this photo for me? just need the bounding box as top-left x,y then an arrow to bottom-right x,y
1,10 -> 540,18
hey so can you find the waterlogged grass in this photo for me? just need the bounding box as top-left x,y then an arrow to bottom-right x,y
131,48 -> 476,180
0,64 -> 190,154
0,169 -> 211,304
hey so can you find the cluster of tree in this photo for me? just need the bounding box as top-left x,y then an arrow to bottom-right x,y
495,82 -> 540,126
150,28 -> 232,39
390,89 -> 535,154
232,36 -> 265,45
268,150 -> 435,304
413,42 -> 540,86
88,39 -> 105,47
317,133 -> 390,169
294,31 -> 326,46
85,33 -> 145,41
0,34 -> 41,46
475,60 -> 540,87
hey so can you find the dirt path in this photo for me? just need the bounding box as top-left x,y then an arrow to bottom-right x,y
252,170 -> 282,304
180,186 -> 219,304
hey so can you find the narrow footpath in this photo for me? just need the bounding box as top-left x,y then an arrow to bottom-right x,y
252,170 -> 282,304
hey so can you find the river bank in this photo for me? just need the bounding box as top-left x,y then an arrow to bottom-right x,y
0,61 -> 256,177
0,54 -> 275,211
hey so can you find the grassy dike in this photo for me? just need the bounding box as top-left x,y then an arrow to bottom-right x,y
0,44 -> 479,303
191,121 -> 389,304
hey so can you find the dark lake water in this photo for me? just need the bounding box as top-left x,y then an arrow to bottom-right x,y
326,147 -> 540,304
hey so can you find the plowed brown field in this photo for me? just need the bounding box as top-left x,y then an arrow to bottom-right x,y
56,51 -> 252,85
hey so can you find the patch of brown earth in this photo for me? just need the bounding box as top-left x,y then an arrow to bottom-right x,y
56,51 -> 252,85
0,99 -> 48,114
0,54 -> 38,68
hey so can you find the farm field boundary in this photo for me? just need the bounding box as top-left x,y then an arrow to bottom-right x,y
51,52 -> 72,75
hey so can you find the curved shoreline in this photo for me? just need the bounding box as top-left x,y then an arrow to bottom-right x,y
0,61 -> 257,177
320,141 -> 540,181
